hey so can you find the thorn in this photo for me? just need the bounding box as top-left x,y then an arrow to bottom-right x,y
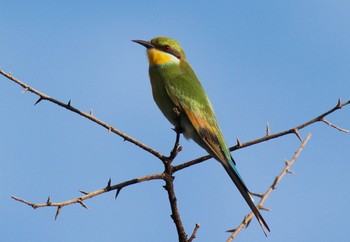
79,190 -> 89,195
236,137 -> 242,147
266,122 -> 270,136
177,146 -> 183,153
67,100 -> 71,107
337,98 -> 341,108
272,177 -> 278,189
34,97 -> 43,106
106,178 -> 112,189
172,126 -> 183,134
22,87 -> 29,93
108,126 -> 112,133
54,206 -> 62,220
46,196 -> 51,205
250,192 -> 263,198
259,206 -> 271,212
245,216 -> 252,228
286,168 -> 295,174
78,200 -> 88,209
226,228 -> 236,233
89,109 -> 93,116
293,128 -> 303,142
115,188 -> 122,199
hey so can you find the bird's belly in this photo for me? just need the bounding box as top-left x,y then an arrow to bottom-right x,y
151,82 -> 179,127
152,84 -> 195,140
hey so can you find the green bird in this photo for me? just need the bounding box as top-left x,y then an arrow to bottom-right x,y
133,36 -> 270,234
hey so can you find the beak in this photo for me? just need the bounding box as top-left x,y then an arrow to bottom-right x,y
132,39 -> 154,49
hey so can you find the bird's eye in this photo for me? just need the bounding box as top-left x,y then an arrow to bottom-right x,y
163,45 -> 171,51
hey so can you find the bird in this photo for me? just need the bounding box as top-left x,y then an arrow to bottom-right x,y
132,36 -> 270,234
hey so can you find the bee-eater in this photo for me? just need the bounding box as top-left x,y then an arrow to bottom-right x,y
133,36 -> 270,234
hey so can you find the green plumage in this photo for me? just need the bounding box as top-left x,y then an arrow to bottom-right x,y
149,58 -> 232,162
133,36 -> 270,235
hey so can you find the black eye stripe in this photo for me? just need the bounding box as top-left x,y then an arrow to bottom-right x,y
159,45 -> 181,59
153,44 -> 181,59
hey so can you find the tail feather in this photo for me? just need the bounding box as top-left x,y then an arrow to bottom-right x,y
221,160 -> 270,235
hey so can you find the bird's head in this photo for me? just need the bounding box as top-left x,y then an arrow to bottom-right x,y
133,36 -> 186,67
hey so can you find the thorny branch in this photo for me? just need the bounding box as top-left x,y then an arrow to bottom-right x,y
173,99 -> 349,172
226,134 -> 312,241
0,70 -> 164,160
1,69 -> 349,241
11,174 -> 165,219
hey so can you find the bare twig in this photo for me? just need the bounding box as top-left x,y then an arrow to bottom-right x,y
165,129 -> 183,161
266,122 -> 270,136
173,100 -> 349,172
12,173 -> 165,218
0,70 -> 164,160
226,133 -> 312,241
162,129 -> 189,242
163,172 -> 188,242
321,118 -> 349,133
188,223 -> 200,242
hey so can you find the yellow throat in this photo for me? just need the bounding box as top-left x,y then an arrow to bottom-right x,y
146,48 -> 180,66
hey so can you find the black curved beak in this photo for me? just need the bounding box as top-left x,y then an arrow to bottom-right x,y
132,39 -> 154,49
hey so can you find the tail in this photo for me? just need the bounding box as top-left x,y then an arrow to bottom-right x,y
221,159 -> 270,235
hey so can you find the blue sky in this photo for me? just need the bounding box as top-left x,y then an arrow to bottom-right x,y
1,1 -> 350,241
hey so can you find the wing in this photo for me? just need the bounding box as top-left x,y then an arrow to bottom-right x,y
164,61 -> 270,234
164,60 -> 270,234
164,60 -> 232,164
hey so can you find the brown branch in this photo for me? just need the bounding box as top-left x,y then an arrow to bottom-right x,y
231,99 -> 348,148
188,223 -> 200,242
173,99 -> 349,172
321,118 -> 349,133
12,173 -> 165,218
163,172 -> 188,242
11,129 -> 193,241
162,129 -> 189,242
0,69 -> 164,160
226,133 -> 312,241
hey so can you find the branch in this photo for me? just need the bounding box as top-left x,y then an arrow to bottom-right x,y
11,128 -> 193,241
226,133 -> 312,241
12,173 -> 165,219
321,118 -> 349,133
173,99 -> 349,172
0,69 -> 164,160
162,130 -> 189,242
188,223 -> 200,242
